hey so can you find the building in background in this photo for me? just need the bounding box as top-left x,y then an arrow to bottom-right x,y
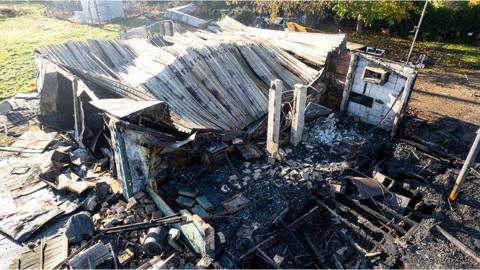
74,0 -> 125,24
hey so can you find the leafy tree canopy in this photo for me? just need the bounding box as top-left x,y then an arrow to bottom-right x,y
332,0 -> 418,26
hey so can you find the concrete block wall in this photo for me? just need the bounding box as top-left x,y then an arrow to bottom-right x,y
347,57 -> 407,130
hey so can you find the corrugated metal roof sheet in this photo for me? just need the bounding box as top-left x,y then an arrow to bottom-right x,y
0,150 -> 82,242
213,16 -> 346,66
9,234 -> 68,269
36,18 -> 345,133
89,98 -> 166,119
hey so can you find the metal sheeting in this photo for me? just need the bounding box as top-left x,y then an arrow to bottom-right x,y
0,150 -> 82,242
214,16 -> 346,66
9,234 -> 68,269
2,129 -> 57,153
89,98 -> 166,119
35,22 -> 344,133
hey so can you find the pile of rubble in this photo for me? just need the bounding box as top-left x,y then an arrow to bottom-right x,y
1,6 -> 480,270
1,93 -> 480,268
94,191 -> 162,229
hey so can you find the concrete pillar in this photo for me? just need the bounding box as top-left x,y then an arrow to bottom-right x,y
266,79 -> 283,163
290,84 -> 307,146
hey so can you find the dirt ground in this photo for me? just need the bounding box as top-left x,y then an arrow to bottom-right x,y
408,68 -> 480,126
401,67 -> 480,268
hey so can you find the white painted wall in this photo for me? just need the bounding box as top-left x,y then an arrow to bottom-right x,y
347,57 -> 408,130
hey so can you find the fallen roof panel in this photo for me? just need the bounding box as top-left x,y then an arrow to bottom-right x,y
213,16 -> 346,66
89,98 -> 166,119
36,21 -> 344,133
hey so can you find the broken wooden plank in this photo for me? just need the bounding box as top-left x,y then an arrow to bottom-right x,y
313,196 -> 398,267
146,186 -> 175,217
302,231 -> 325,266
147,187 -> 214,256
238,205 -> 323,261
435,225 -> 480,265
256,247 -> 282,269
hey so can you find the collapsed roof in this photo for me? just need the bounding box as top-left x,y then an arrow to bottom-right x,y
35,17 -> 345,133
212,16 -> 346,66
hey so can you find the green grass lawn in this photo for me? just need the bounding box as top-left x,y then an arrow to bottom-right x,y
348,32 -> 480,70
0,3 -> 153,99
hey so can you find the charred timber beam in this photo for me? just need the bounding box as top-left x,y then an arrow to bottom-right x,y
337,230 -> 368,255
256,248 -> 282,269
238,206 -> 323,262
334,197 -> 399,241
273,213 -> 306,251
99,214 -> 183,234
398,138 -> 457,162
301,231 -> 325,266
319,189 -> 405,238
313,197 -> 397,266
435,225 -> 480,265
338,195 -> 408,235
371,200 -> 418,227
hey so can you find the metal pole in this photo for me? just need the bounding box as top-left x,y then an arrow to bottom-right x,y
405,0 -> 428,64
449,128 -> 480,201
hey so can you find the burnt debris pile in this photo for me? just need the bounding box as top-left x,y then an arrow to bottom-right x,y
1,11 -> 480,270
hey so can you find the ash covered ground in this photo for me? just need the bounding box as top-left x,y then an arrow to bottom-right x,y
156,114 -> 480,268
2,98 -> 480,268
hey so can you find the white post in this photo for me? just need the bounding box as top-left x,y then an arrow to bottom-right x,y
266,79 -> 283,163
449,129 -> 480,201
290,84 -> 307,146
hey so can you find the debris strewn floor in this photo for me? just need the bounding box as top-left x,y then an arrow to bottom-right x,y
1,10 -> 480,270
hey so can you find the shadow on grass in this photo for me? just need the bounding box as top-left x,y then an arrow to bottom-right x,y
347,32 -> 480,69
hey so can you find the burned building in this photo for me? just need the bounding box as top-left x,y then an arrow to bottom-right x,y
34,16 -> 346,197
2,12 -> 479,270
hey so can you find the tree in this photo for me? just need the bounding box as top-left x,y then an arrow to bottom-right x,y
253,0 -> 329,27
332,1 -> 418,34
